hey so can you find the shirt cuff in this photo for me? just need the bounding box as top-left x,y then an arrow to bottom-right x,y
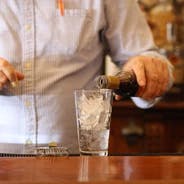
131,97 -> 161,109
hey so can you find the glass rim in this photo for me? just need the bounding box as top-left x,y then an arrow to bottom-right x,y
74,89 -> 112,93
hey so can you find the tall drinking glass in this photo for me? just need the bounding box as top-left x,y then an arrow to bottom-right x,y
74,89 -> 112,156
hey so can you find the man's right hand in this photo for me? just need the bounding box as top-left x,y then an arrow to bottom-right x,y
0,57 -> 24,90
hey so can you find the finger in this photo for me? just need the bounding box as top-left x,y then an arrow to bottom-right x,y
154,62 -> 169,97
132,63 -> 146,87
0,83 -> 3,90
126,57 -> 147,87
11,71 -> 24,88
152,79 -> 163,98
150,59 -> 170,98
130,58 -> 146,97
114,95 -> 122,101
15,71 -> 24,80
123,56 -> 147,97
136,85 -> 146,97
0,58 -> 17,83
0,71 -> 8,85
141,58 -> 160,99
142,77 -> 159,100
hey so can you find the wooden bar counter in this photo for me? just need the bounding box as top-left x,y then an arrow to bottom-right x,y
0,155 -> 184,184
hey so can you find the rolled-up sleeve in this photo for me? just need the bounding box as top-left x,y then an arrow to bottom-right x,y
104,0 -> 156,63
104,0 -> 173,108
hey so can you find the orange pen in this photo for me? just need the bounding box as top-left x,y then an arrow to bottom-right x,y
58,0 -> 64,16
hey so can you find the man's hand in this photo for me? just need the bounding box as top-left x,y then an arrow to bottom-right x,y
116,56 -> 172,100
0,57 -> 24,90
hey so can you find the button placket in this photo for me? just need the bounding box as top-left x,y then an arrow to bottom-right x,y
22,0 -> 37,148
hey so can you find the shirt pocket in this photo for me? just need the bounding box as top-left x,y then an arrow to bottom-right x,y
0,17 -> 7,33
0,16 -> 21,65
54,8 -> 95,55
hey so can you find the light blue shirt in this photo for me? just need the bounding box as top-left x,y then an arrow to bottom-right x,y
0,0 -> 172,154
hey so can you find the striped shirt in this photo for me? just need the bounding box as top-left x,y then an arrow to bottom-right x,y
0,0 -> 172,154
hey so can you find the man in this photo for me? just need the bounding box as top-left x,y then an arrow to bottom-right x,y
0,0 -> 173,154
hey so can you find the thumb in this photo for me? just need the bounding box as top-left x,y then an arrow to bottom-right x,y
132,62 -> 146,87
114,95 -> 122,101
16,71 -> 24,80
123,56 -> 146,87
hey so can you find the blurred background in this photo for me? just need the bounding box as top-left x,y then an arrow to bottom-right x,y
107,0 -> 184,155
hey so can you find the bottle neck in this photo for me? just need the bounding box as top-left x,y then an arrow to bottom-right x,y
106,76 -> 120,89
95,75 -> 120,89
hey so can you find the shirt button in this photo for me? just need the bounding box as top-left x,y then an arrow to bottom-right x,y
25,139 -> 33,144
25,24 -> 31,31
48,141 -> 58,147
25,101 -> 31,107
24,62 -> 32,69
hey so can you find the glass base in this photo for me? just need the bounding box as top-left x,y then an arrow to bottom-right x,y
80,150 -> 108,156
36,146 -> 69,156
